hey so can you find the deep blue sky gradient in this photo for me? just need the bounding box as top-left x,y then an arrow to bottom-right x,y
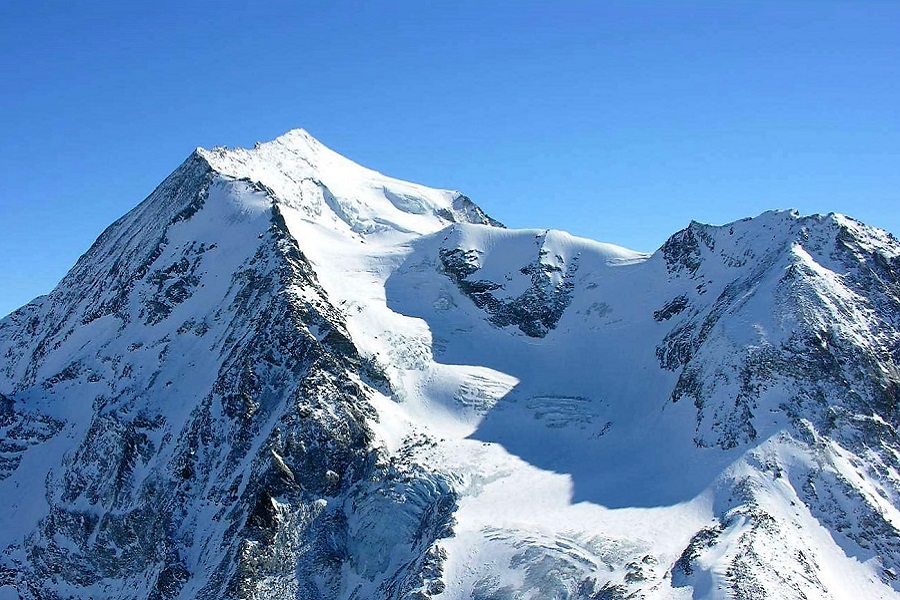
2,1 -> 899,316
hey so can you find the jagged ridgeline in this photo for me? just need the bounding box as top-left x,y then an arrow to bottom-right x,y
1,130 -> 899,600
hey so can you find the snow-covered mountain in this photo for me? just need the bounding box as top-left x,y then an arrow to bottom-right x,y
1,129 -> 899,600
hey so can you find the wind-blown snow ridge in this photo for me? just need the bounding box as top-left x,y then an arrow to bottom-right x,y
1,130 -> 899,600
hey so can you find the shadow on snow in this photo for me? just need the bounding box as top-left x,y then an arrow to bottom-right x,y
384,239 -> 744,509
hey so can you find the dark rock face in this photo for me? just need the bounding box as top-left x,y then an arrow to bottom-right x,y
141,246 -> 209,326
660,222 -> 711,275
653,295 -> 689,322
0,392 -> 63,481
439,231 -> 577,338
435,194 -> 506,229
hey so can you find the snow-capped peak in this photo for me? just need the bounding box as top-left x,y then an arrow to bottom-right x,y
195,129 -> 501,237
198,128 -> 357,175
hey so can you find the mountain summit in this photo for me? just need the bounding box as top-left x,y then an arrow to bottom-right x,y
198,128 -> 502,236
1,131 -> 899,600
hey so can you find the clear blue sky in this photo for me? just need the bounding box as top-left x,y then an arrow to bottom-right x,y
2,1 -> 899,317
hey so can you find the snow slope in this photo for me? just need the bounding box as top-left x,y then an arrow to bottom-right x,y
1,129 -> 899,599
